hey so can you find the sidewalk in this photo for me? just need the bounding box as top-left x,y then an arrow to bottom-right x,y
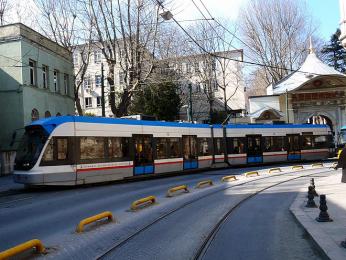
290,171 -> 346,260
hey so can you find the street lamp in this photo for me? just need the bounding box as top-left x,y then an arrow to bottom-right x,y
160,10 -> 173,21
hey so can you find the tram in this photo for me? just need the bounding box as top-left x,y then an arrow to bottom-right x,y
337,125 -> 346,156
13,116 -> 333,186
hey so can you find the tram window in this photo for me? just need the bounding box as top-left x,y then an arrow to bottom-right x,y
108,137 -> 130,160
302,136 -> 313,149
156,138 -> 168,159
314,136 -> 327,148
198,138 -> 211,156
41,137 -> 70,165
168,138 -> 181,158
214,138 -> 224,155
230,137 -> 246,154
57,138 -> 68,160
263,137 -> 285,152
134,136 -> 153,165
80,137 -> 105,160
42,138 -> 54,162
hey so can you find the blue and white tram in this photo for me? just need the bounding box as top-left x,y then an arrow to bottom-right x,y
13,116 -> 333,186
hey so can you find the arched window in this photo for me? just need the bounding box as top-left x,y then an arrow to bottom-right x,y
56,112 -> 62,116
31,109 -> 39,122
45,111 -> 51,118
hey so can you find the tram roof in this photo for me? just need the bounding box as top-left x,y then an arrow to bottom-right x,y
28,116 -> 329,134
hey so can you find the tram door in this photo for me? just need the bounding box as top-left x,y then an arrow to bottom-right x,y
287,134 -> 301,160
246,135 -> 263,163
182,135 -> 198,170
133,135 -> 154,175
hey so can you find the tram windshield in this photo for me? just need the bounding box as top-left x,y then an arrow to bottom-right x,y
15,126 -> 48,170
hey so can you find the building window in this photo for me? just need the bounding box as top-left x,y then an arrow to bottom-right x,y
42,65 -> 48,89
178,63 -> 183,73
119,72 -> 125,85
95,75 -> 101,87
186,63 -> 192,74
196,83 -> 201,92
94,51 -> 102,63
73,53 -> 78,66
84,75 -> 91,89
45,111 -> 51,118
85,97 -> 92,108
53,70 -> 59,92
31,108 -> 39,122
29,59 -> 36,86
63,74 -> 69,95
212,80 -> 218,91
194,62 -> 200,73
211,59 -> 216,71
181,63 -> 186,74
97,96 -> 101,107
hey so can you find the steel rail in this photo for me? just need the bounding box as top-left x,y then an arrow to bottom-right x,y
96,167 -> 334,259
192,170 -> 333,260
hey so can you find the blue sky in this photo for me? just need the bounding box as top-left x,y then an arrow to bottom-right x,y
10,0 -> 342,43
308,0 -> 340,41
172,0 -> 341,42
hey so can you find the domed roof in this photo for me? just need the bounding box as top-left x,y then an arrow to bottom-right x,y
272,52 -> 346,94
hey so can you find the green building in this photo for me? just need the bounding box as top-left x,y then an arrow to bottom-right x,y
0,23 -> 74,174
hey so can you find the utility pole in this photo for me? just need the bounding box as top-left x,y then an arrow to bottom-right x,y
101,63 -> 105,117
188,83 -> 193,122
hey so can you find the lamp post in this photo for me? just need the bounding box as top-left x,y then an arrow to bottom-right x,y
101,63 -> 105,117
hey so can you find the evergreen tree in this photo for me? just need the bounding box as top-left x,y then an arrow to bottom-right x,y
129,81 -> 181,121
321,29 -> 346,73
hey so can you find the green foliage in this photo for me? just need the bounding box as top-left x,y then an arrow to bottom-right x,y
130,81 -> 181,121
321,29 -> 346,73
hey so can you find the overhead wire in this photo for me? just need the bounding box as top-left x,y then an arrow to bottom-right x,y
154,0 -> 326,77
190,0 -> 254,63
198,0 -> 255,52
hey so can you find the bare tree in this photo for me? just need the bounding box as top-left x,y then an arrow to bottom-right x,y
35,0 -> 93,115
245,67 -> 268,97
181,21 -> 244,123
239,0 -> 316,87
0,0 -> 10,25
88,0 -> 160,117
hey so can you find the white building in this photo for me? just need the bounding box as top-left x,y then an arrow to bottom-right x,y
75,45 -> 246,123
73,45 -> 117,117
249,46 -> 346,137
157,50 -> 246,123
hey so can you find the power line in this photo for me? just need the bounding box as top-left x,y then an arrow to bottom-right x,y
154,0 -> 329,78
190,0 -> 254,62
198,0 -> 254,53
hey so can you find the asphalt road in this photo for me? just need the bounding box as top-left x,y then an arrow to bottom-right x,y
101,172 -> 330,260
201,178 -> 328,260
0,164 -> 334,259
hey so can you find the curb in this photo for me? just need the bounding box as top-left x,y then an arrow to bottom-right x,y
290,190 -> 346,260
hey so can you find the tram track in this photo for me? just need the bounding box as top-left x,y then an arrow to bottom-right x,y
192,171 -> 330,260
96,168 -> 334,259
